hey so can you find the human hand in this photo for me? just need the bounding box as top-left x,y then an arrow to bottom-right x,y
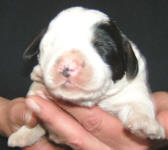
152,92 -> 168,137
0,97 -> 37,136
26,94 -> 164,150
0,97 -> 64,150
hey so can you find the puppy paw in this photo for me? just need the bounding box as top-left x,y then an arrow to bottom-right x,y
8,125 -> 45,147
8,132 -> 31,147
124,115 -> 165,139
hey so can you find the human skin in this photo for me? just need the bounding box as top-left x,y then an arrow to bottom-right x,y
0,92 -> 168,150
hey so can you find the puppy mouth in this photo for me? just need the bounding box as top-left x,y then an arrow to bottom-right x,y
61,80 -> 74,88
60,80 -> 88,93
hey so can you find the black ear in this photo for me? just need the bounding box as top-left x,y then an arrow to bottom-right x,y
108,22 -> 138,80
23,28 -> 46,76
123,38 -> 138,79
23,28 -> 46,61
93,20 -> 138,81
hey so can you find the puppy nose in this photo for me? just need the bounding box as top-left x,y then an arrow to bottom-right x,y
57,57 -> 84,78
61,67 -> 71,78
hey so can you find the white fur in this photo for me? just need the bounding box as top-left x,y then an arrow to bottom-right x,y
8,125 -> 45,147
8,7 -> 165,148
39,7 -> 112,102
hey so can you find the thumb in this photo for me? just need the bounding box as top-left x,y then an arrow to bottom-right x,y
9,98 -> 38,128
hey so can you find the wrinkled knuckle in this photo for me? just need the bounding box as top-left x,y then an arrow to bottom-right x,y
67,136 -> 83,150
82,114 -> 102,133
9,102 -> 28,123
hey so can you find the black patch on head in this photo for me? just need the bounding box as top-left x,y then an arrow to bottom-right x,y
23,28 -> 46,76
92,20 -> 138,82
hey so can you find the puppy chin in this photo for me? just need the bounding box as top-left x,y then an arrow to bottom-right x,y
45,79 -> 112,107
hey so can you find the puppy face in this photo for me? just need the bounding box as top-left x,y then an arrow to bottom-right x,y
24,7 -> 138,103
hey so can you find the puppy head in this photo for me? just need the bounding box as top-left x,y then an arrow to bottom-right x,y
24,7 -> 138,102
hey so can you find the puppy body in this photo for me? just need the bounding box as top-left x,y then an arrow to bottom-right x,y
8,7 -> 165,147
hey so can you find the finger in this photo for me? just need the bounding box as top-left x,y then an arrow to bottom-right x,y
26,96 -> 112,150
153,92 -> 168,138
9,98 -> 38,128
56,102 -> 148,148
25,111 -> 38,128
157,110 -> 168,138
0,96 -> 10,107
152,92 -> 168,113
23,137 -> 59,150
58,103 -> 121,136
0,96 -> 9,101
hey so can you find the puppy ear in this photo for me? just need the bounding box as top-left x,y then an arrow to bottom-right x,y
106,20 -> 138,80
123,39 -> 138,79
23,28 -> 46,61
93,20 -> 138,81
23,29 -> 46,76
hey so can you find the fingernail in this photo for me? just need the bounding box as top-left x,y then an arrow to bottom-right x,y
25,111 -> 32,123
26,98 -> 41,113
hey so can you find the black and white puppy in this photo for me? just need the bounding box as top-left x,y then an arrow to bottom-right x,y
8,7 -> 165,147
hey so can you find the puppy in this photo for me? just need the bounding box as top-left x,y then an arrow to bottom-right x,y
8,6 -> 165,147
